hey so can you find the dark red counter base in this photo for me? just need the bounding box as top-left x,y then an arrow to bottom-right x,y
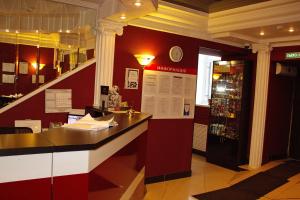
0,178 -> 52,200
145,170 -> 192,184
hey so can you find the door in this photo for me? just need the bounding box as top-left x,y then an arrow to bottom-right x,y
290,74 -> 300,160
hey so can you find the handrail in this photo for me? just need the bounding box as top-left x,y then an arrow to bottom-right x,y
0,58 -> 96,114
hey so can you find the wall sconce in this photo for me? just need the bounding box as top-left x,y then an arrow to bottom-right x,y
32,62 -> 46,70
134,54 -> 155,66
212,73 -> 221,80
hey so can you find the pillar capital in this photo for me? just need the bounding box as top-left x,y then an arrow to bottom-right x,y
97,19 -> 126,36
252,43 -> 272,54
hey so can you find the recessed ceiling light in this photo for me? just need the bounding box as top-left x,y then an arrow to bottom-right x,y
5,29 -> 9,32
289,27 -> 294,33
260,31 -> 265,36
134,1 -> 142,7
120,15 -> 126,20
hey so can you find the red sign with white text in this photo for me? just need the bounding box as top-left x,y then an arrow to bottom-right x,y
144,64 -> 197,75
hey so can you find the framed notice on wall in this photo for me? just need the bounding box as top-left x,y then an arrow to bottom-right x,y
45,89 -> 72,113
124,68 -> 139,89
141,64 -> 197,119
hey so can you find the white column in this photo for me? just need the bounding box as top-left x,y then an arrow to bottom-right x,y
249,43 -> 272,169
93,19 -> 126,107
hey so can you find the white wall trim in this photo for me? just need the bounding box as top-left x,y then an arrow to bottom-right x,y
0,58 -> 96,114
52,151 -> 90,177
0,153 -> 52,183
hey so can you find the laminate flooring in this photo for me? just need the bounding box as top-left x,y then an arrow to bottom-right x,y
144,155 -> 300,200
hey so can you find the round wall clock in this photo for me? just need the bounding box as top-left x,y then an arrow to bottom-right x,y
169,46 -> 183,62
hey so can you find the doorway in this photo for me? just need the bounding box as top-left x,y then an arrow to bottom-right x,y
289,62 -> 300,159
264,61 -> 300,162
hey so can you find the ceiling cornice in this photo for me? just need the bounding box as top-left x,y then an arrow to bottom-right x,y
49,0 -> 99,9
128,0 -> 245,47
208,0 -> 300,33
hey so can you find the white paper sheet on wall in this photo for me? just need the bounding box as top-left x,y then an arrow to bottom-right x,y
2,74 -> 15,83
15,120 -> 42,133
32,75 -> 36,83
39,75 -> 45,83
45,89 -> 72,113
19,62 -> 28,74
2,63 -> 15,72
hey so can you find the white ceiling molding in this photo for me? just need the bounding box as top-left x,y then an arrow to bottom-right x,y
271,41 -> 300,48
205,0 -> 300,47
49,0 -> 100,9
211,32 -> 260,44
208,0 -> 300,33
100,0 -> 158,22
263,35 -> 300,44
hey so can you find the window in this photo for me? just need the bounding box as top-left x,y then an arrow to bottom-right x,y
196,54 -> 221,106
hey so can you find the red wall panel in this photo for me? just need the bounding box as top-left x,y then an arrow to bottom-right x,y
0,178 -> 51,200
0,63 -> 95,128
53,174 -> 89,200
146,119 -> 194,177
114,26 -> 248,179
0,43 -> 56,96
194,106 -> 210,125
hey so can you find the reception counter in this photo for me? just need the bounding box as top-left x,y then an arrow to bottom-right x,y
0,113 -> 151,200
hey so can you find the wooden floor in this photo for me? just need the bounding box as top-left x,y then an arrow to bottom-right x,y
144,154 -> 300,200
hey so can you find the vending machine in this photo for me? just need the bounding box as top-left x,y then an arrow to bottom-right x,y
206,60 -> 252,170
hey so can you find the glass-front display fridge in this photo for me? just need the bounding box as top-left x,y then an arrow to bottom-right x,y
206,60 -> 252,170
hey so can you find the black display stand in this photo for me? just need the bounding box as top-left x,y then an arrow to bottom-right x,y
206,60 -> 252,170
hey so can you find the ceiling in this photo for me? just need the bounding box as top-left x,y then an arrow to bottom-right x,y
127,0 -> 300,48
0,0 -> 299,48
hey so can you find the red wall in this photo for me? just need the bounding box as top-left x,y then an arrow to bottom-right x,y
0,43 -> 16,95
0,63 -> 95,128
113,26 -> 248,178
0,43 -> 56,96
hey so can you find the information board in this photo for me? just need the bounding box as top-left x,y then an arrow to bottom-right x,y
141,65 -> 197,119
45,89 -> 72,113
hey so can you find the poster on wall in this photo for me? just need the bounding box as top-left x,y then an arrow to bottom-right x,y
2,63 -> 15,72
141,64 -> 197,119
2,74 -> 15,83
45,89 -> 72,113
19,62 -> 29,74
124,68 -> 139,89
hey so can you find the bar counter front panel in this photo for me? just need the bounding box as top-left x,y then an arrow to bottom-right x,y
0,113 -> 151,200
